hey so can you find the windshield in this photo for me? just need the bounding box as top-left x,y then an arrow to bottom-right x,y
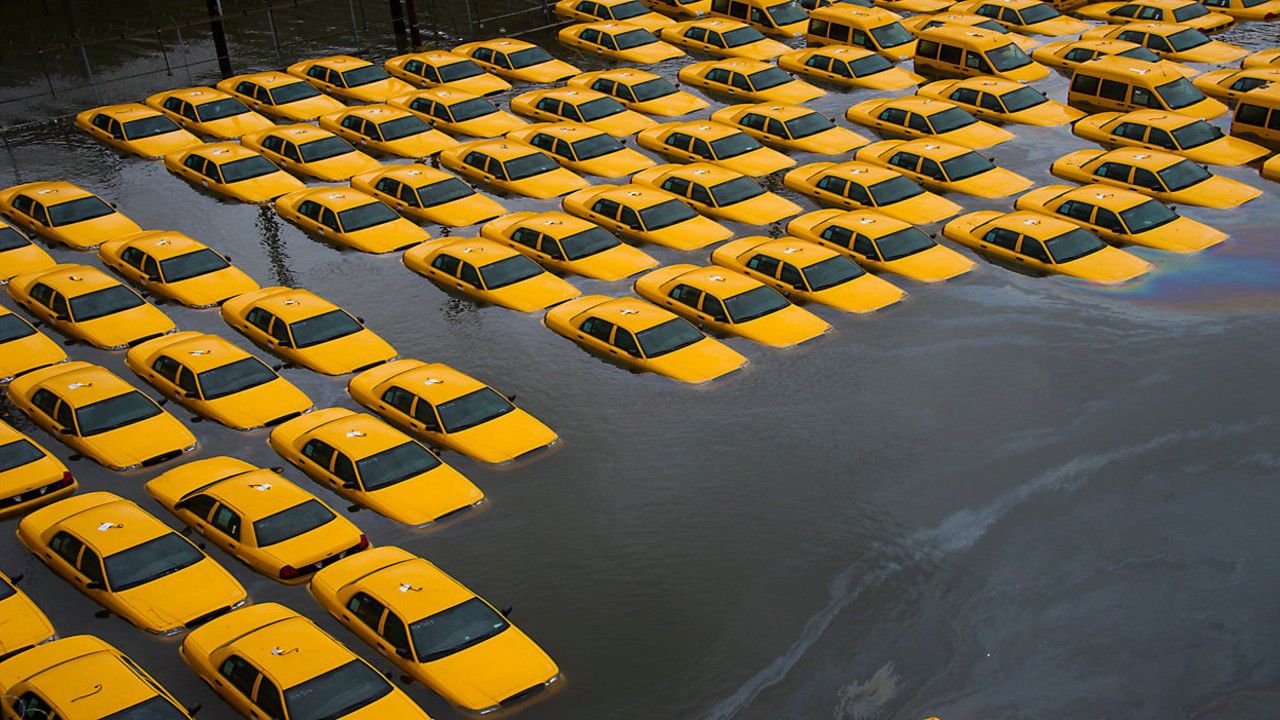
640,199 -> 697,230
876,227 -> 937,260
418,178 -> 475,207
612,0 -> 651,18
723,286 -> 788,323
1117,45 -> 1162,62
941,152 -> 995,181
437,387 -> 514,433
69,285 -> 144,322
197,357 -> 276,400
76,391 -> 162,436
1119,198 -> 1178,233
289,309 -> 363,348
1019,3 -> 1060,22
976,19 -> 1010,33
1168,28 -> 1209,51
804,255 -> 865,290
870,22 -> 913,48
219,155 -> 279,183
1156,77 -> 1206,109
341,65 -> 391,87
1158,159 -> 1211,191
869,175 -> 924,205
284,660 -> 392,720
748,67 -> 797,91
504,152 -> 560,180
710,133 -> 762,159
988,43 -> 1033,71
1173,3 -> 1209,20
637,318 -> 702,357
253,499 -> 335,546
355,441 -> 441,491
722,26 -> 767,47
1000,86 -> 1048,111
439,60 -> 485,81
508,47 -> 555,68
0,313 -> 36,344
615,29 -> 658,49
410,598 -> 510,661
448,97 -> 498,121
195,98 -> 249,121
0,439 -> 43,473
376,115 -> 431,140
48,196 -> 115,226
0,226 -> 28,250
339,202 -> 400,232
632,77 -> 678,101
105,534 -> 203,591
559,227 -> 619,259
299,136 -> 356,162
927,107 -> 976,132
122,115 -> 180,139
479,254 -> 543,289
159,248 -> 229,282
571,133 -> 624,160
768,1 -> 808,25
101,696 -> 190,720
577,97 -> 626,121
1044,227 -> 1106,263
849,53 -> 894,77
710,177 -> 764,205
1170,119 -> 1222,148
785,113 -> 834,139
271,81 -> 322,104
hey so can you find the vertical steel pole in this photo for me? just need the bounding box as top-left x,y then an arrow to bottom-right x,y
206,0 -> 234,77
348,0 -> 361,45
174,25 -> 195,85
266,7 -> 283,65
79,45 -> 101,101
404,0 -> 423,48
389,0 -> 408,51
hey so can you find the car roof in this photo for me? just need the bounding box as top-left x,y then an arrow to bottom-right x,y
949,75 -> 1024,93
666,265 -> 763,295
113,230 -> 209,260
296,188 -> 382,211
656,161 -> 743,183
354,556 -> 475,621
1110,20 -> 1187,35
918,24 -> 1011,48
505,211 -> 597,238
661,120 -> 741,140
379,362 -> 489,404
963,0 -> 1040,8
572,68 -> 662,84
1217,68 -> 1280,82
915,12 -> 1002,25
234,71 -> 308,88
1241,85 -> 1280,104
809,5 -> 901,22
0,417 -> 27,443
517,121 -> 609,141
1092,146 -> 1183,168
576,296 -> 674,332
339,104 -> 415,122
1056,184 -> 1150,210
229,615 -> 351,687
571,20 -> 648,34
194,142 -> 268,165
675,18 -> 754,30
1057,38 -> 1144,53
403,86 -> 484,103
819,209 -> 914,236
260,123 -> 337,143
1125,0 -> 1198,8
1078,55 -> 1182,81
461,138 -> 543,160
884,138 -> 972,159
10,180 -> 97,203
307,54 -> 372,70
729,103 -> 815,121
462,37 -> 539,51
700,57 -> 774,73
202,470 -> 314,518
154,86 -> 236,103
91,103 -> 167,121
25,362 -> 135,406
816,161 -> 901,183
25,646 -> 156,715
59,497 -> 171,554
872,95 -> 957,113
590,183 -> 680,209
987,210 -> 1081,239
431,237 -> 524,267
251,288 -> 341,322
803,45 -> 879,59
406,49 -> 473,65
367,163 -> 453,185
737,236 -> 841,268
524,86 -> 610,104
1104,109 -> 1197,129
302,411 -> 411,460
29,263 -> 122,296
141,332 -> 250,372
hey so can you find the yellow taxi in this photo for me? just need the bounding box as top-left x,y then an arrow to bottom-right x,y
900,13 -> 1039,51
7,362 -> 196,470
319,104 -> 456,158
710,103 -> 865,154
562,183 -> 733,248
221,287 -> 398,375
506,122 -> 655,177
348,359 -> 559,464
643,0 -> 715,17
636,120 -> 794,176
559,0 -> 677,29
1066,57 -> 1227,118
1072,109 -> 1268,164
240,124 -> 381,183
440,138 -> 591,198
0,420 -> 74,520
270,408 -> 484,527
943,209 -> 1154,283
98,230 -> 259,308
274,187 -> 429,254
385,50 -> 513,95
0,181 -> 140,250
1242,48 -> 1280,69
0,636 -> 197,719
144,87 -> 273,139
777,46 -> 926,90
162,143 -> 305,204
389,87 -> 526,138
286,54 -> 416,103
1051,147 -> 1262,207
1197,0 -> 1280,20
349,164 -> 506,227
1193,67 -> 1280,104
787,208 -> 977,280
856,139 -> 1033,198
783,161 -> 962,224
1233,86 -> 1280,147
481,211 -> 658,280
215,71 -> 346,121
0,219 -> 55,281
1075,0 -> 1234,32
631,162 -> 801,224
125,332 -> 313,430
1080,23 -> 1248,64
148,457 -> 369,584
567,68 -> 709,115
404,237 -> 580,311
659,18 -> 791,59
805,6 -> 918,60
18,492 -> 245,634
453,38 -> 581,83
74,103 -> 200,158
309,545 -> 561,714
912,25 -> 1050,82
678,59 -> 825,104
918,76 -> 1085,125
947,0 -> 1091,35
544,295 -> 747,382
510,87 -> 656,137
1261,153 -> 1280,182
0,570 -> 56,654
878,0 -> 954,12
1032,38 -> 1198,77
559,21 -> 687,62
181,603 -> 432,720
634,264 -> 828,347
1016,183 -> 1227,251
8,264 -> 174,350
0,306 -> 66,383
710,236 -> 907,312
709,0 -> 809,35
846,96 -> 1014,148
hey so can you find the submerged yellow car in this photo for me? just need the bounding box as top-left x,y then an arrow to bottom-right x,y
221,286 -> 398,375
0,419 -> 74,520
506,122 -> 655,177
7,362 -> 196,470
287,54 -> 416,102
385,50 -> 513,95
631,162 -> 801,224
215,71 -> 346,121
8,264 -> 174,350
319,104 -> 457,158
777,46 -> 925,90
0,306 -> 66,383
943,209 -> 1154,283
710,236 -> 906,313
0,570 -> 57,654
125,331 -> 313,430
18,492 -> 245,634
241,124 -> 381,183
636,120 -> 794,176
709,0 -> 808,35
310,546 -> 561,713
659,19 -> 791,60
0,219 -> 55,282
181,603 -> 433,720
349,359 -> 559,464
856,139 -> 1033,198
1261,153 -> 1280,182
567,68 -> 709,116
783,161 -> 962,224
270,408 -> 484,527
148,457 -> 369,584
947,0 -> 1091,35
1193,67 -> 1280,104
634,264 -> 829,347
74,103 -> 200,158
559,21 -> 687,62
710,103 -> 866,154
918,77 -> 1085,126
558,0 -> 677,30
0,181 -> 140,250
545,295 -> 747,382
1242,48 -> 1280,69
275,187 -> 429,254
145,87 -> 273,139
163,143 -> 306,204
787,209 -> 977,281
1080,22 -> 1247,64
1076,0 -> 1234,32
900,12 -> 1038,51
1051,147 -> 1262,207
1072,109 -> 1268,165
679,59 -> 825,104
349,164 -> 506,227
1032,38 -> 1197,77
562,183 -> 733,249
404,237 -> 581,311
98,230 -> 259,308
644,0 -> 715,18
1015,182 -> 1226,252
390,87 -> 526,137
510,87 -> 656,137
453,38 -> 581,83
1197,0 -> 1280,20
846,96 -> 1014,148
440,138 -> 591,198
482,211 -> 658,280
807,6 -> 918,60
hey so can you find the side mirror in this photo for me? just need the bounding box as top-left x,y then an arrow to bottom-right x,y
9,573 -> 23,585
271,363 -> 285,371
500,606 -> 513,617
356,316 -> 366,324
187,705 -> 202,717
86,580 -> 106,591
270,466 -> 285,474
54,313 -> 71,322
59,426 -> 76,436
146,273 -> 162,282
506,392 -> 517,403
342,480 -> 360,490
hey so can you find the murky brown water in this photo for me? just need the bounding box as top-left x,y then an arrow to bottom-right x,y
2,3 -> 1280,719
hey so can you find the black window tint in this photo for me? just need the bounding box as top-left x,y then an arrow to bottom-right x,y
1072,73 -> 1100,95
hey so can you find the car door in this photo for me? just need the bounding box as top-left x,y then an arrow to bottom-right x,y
243,306 -> 280,348
215,654 -> 268,719
577,315 -> 617,352
977,224 -> 1019,259
1017,234 -> 1052,267
174,492 -> 219,537
299,438 -> 340,486
146,354 -> 187,399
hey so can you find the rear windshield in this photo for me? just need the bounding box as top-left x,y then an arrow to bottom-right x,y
376,115 -> 431,141
804,255 -> 865,290
640,199 -> 697,230
869,175 -> 924,205
478,254 -> 543,289
159,248 -> 230,283
253,499 -> 336,546
410,598 -> 510,662
104,533 -> 204,591
723,286 -> 788,323
571,133 -> 624,161
418,178 -> 475,207
76,391 -> 162,436
504,152 -> 560,180
198,357 -> 277,399
1158,159 -> 1211,191
1171,119 -> 1222,149
48,196 -> 115,226
999,86 -> 1047,112
355,441 -> 441,491
1119,199 -> 1178,233
710,177 -> 764,206
0,313 -> 35,343
941,152 -> 995,181
437,387 -> 514,433
876,226 -> 937,260
299,136 -> 357,162
710,133 -> 762,159
0,226 -> 29,250
219,155 -> 279,183
448,97 -> 498,122
1044,227 -> 1106,263
69,285 -> 145,322
0,438 -> 44,473
1168,28 -> 1209,51
927,107 -> 976,132
271,81 -> 322,104
988,43 -> 1033,71
195,98 -> 249,121
122,115 -> 180,140
636,318 -> 702,357
560,227 -> 619,260
338,202 -> 400,232
439,60 -> 485,82
1156,77 -> 1206,110
284,660 -> 392,720
340,65 -> 391,87
632,77 -> 678,101
508,47 -> 555,68
289,309 -> 363,348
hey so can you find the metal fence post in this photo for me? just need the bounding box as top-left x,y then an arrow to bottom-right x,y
348,0 -> 361,45
174,24 -> 195,85
266,8 -> 284,65
206,0 -> 234,77
79,45 -> 102,101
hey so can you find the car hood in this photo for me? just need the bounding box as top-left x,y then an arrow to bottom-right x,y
1183,135 -> 1269,166
647,337 -> 747,383
366,464 -> 484,525
168,266 -> 261,307
1174,175 -> 1261,208
941,122 -> 1016,149
228,172 -> 305,204
809,271 -> 906,313
575,148 -> 655,179
508,168 -> 589,199
1170,41 -> 1248,64
1131,216 -> 1227,253
1059,245 -> 1153,284
879,191 -> 961,225
789,126 -> 867,154
948,168 -> 1034,198
0,333 -> 65,378
735,306 -> 829,348
715,193 -> 803,225
423,627 -> 559,710
347,219 -> 429,253
447,408 -> 558,464
883,245 -> 977,281
565,243 -> 658,281
258,518 -> 362,571
716,147 -> 794,177
76,304 -> 175,348
633,92 -> 708,117
305,153 -> 384,182
116,557 -> 245,631
0,595 -> 54,654
486,273 -> 580,312
205,378 -> 312,429
1010,101 -> 1085,126
203,113 -> 273,139
379,129 -> 456,158
647,215 -> 733,250
84,413 -> 195,469
130,131 -> 201,158
442,73 -> 511,97
59,213 -> 143,249
0,453 -> 66,498
300,329 -> 397,375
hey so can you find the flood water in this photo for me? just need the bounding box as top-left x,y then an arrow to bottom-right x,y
2,3 -> 1280,719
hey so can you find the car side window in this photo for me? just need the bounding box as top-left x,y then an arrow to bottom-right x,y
1095,208 -> 1125,232
669,284 -> 702,307
269,318 -> 292,347
31,388 -> 60,417
29,283 -> 54,308
853,234 -> 878,259
301,439 -> 336,469
1020,236 -> 1050,262
1071,73 -> 1100,95
819,225 -> 853,248
1147,128 -> 1175,149
779,263 -> 805,290
907,113 -> 930,133
916,39 -> 940,59
1095,161 -> 1131,181
664,132 -> 693,151
431,253 -> 462,276
254,676 -> 285,720
333,451 -> 360,482
746,254 -> 780,277
662,177 -> 692,196
690,138 -> 713,159
79,547 -> 105,585
12,692 -> 60,720
888,151 -> 918,171
246,307 -> 275,333
459,262 -> 482,287
689,183 -> 714,206
964,51 -> 990,72
579,316 -> 615,342
880,107 -> 908,125
701,294 -> 728,322
382,386 -> 416,414
1113,122 -> 1145,140
55,401 -> 74,432
49,531 -> 84,566
613,328 -> 641,356
939,44 -> 963,65
816,175 -> 847,194
319,208 -> 341,231
382,612 -> 412,655
219,655 -> 261,699
591,198 -> 622,219
511,227 -> 541,249
979,93 -> 1003,112
540,237 -> 565,260
1131,86 -> 1158,108
1132,167 -> 1162,190
348,591 -> 388,631
210,505 -> 242,540
1057,199 -> 1094,222
730,73 -> 752,91
983,227 -> 1019,249
180,493 -> 218,520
